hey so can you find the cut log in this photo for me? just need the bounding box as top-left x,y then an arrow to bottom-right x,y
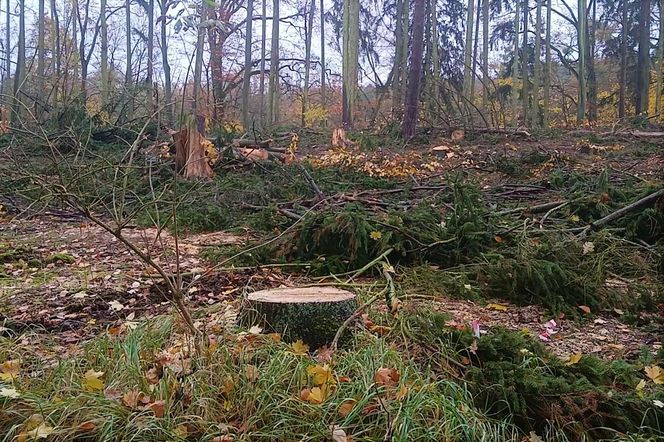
232,138 -> 272,149
245,286 -> 357,349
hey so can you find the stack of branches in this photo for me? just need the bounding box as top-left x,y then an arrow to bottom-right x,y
231,133 -> 297,164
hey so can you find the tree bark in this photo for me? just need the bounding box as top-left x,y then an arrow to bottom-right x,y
462,0 -> 476,109
319,0 -> 326,123
512,0 -> 520,126
543,0 -> 552,126
636,0 -> 651,115
5,0 -> 11,120
37,0 -> 46,103
259,0 -> 267,127
521,0 -> 529,125
657,0 -> 664,118
482,0 -> 489,114
392,0 -> 409,119
618,0 -> 628,119
301,0 -> 315,127
577,0 -> 587,123
587,0 -> 597,121
12,0 -> 26,122
100,0 -> 109,107
401,0 -> 425,138
160,0 -> 172,125
242,0 -> 254,129
147,0 -> 155,110
532,0 -> 542,127
192,2 -> 206,118
342,0 -> 360,129
268,0 -> 280,125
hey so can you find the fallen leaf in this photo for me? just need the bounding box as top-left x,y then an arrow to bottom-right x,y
211,436 -> 234,442
338,399 -> 357,417
314,346 -> 334,363
78,421 -> 96,431
566,353 -> 583,365
122,389 -> 142,409
290,340 -> 309,355
395,384 -> 409,400
248,325 -> 263,334
486,303 -> 508,312
370,231 -> 382,240
72,291 -> 88,299
644,365 -> 664,384
299,388 -> 312,401
0,359 -> 20,381
331,425 -> 347,442
308,364 -> 335,386
374,367 -> 400,387
174,425 -> 188,438
582,241 -> 595,255
494,235 -> 503,243
578,305 -> 591,314
654,399 -> 664,408
148,399 -> 166,418
0,387 -> 20,398
82,369 -> 104,392
145,367 -> 160,385
108,300 -> 124,311
306,386 -> 328,404
18,422 -> 54,441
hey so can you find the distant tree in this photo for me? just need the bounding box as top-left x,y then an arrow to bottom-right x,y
401,0 -> 425,138
342,0 -> 359,128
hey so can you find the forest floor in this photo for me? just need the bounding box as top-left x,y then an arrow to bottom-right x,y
1,129 -> 663,441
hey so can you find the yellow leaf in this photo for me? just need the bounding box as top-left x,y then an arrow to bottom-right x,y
20,422 -> 54,440
0,359 -> 20,381
307,364 -> 335,386
644,365 -> 664,384
566,353 -> 583,365
636,379 -> 647,398
370,231 -> 382,240
174,425 -> 188,438
290,340 -> 309,355
82,369 -> 104,392
486,303 -> 509,312
569,215 -> 580,223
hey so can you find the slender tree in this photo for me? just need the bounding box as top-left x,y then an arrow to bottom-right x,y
4,0 -> 11,119
636,0 -> 651,115
512,0 -> 520,125
146,0 -> 155,110
301,0 -> 315,127
268,0 -> 280,125
401,0 -> 425,138
482,0 -> 489,113
259,0 -> 266,126
577,0 -> 587,123
12,0 -> 26,121
462,0 -> 476,107
532,0 -> 542,127
242,0 -> 254,129
192,1 -> 206,117
319,0 -> 326,123
521,0 -> 529,124
657,0 -> 664,118
37,0 -> 46,98
342,0 -> 359,128
100,0 -> 109,107
618,0 -> 628,119
392,0 -> 409,118
159,0 -> 173,124
543,0 -> 552,126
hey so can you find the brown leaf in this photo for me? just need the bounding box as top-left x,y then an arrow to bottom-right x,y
78,421 -> 96,431
148,399 -> 166,418
338,399 -> 357,417
145,367 -> 160,385
244,365 -> 259,383
374,367 -> 400,387
578,305 -> 591,314
299,388 -> 312,401
122,389 -> 141,409
211,436 -> 234,442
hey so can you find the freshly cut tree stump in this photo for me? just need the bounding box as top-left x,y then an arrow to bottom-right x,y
246,286 -> 357,349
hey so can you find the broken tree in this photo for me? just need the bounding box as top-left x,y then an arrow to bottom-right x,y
172,121 -> 214,179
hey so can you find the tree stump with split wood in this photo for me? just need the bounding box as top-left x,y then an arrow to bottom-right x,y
245,286 -> 357,349
172,121 -> 214,179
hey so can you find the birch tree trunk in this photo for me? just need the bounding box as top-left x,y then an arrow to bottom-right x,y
320,0 -> 326,124
268,0 -> 280,125
242,0 -> 254,129
342,0 -> 359,129
301,0 -> 315,127
401,0 -> 425,138
543,0 -> 552,126
577,0 -> 587,123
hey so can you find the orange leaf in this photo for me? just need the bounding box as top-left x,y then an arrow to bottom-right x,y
148,400 -> 166,418
122,390 -> 141,409
374,367 -> 400,387
578,305 -> 591,314
494,235 -> 503,243
339,399 -> 357,417
78,421 -> 96,431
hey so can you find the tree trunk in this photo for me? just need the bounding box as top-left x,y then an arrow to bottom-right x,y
259,0 -> 267,127
125,0 -> 133,119
147,0 -> 155,111
657,0 -> 664,119
342,0 -> 360,129
401,0 -> 425,138
301,0 -> 315,127
246,287 -> 357,349
192,2 -> 206,117
482,0 -> 489,115
37,0 -> 46,103
50,0 -> 61,106
521,0 -> 529,125
100,0 -> 109,107
428,1 -> 440,120
268,0 -> 280,125
577,0 -> 587,123
12,0 -> 26,122
173,123 -> 214,179
160,0 -> 172,125
512,0 -> 520,125
636,0 -> 651,115
587,0 -> 597,121
319,0 -> 326,124
242,0 -> 254,129
618,0 -> 628,119
543,0 -> 552,126
470,0 -> 481,102
532,0 -> 542,127
392,0 -> 409,119
462,0 -> 476,110
5,0 -> 11,121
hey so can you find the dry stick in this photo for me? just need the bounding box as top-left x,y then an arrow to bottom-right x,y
492,200 -> 567,216
539,201 -> 569,229
579,188 -> 664,237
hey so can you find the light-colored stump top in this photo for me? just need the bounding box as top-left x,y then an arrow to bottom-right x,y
247,286 -> 356,304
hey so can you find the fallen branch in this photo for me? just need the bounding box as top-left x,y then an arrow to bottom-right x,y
579,188 -> 664,237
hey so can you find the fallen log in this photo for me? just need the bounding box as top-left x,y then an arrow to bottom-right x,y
232,138 -> 272,149
245,286 -> 357,348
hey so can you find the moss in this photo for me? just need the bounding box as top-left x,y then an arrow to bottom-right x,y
45,253 -> 76,265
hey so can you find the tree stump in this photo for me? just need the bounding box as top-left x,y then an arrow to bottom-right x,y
172,122 -> 214,179
246,286 -> 357,349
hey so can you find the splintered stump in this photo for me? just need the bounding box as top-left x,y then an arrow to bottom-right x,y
246,287 -> 357,349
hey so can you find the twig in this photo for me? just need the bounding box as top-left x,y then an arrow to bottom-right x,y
539,202 -> 569,229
